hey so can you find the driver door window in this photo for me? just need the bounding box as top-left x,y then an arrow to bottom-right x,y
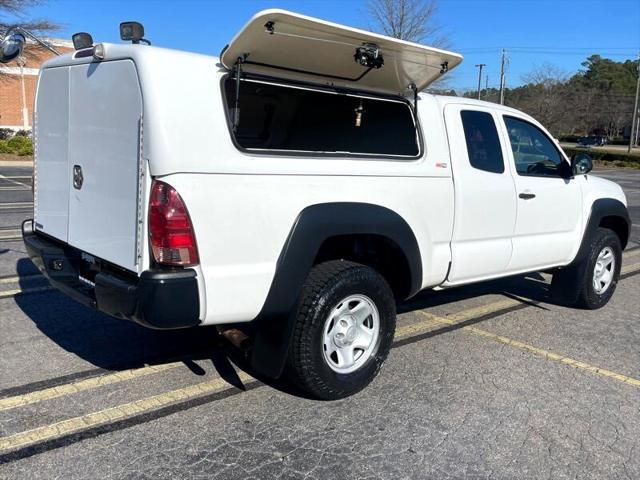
501,115 -> 582,272
504,116 -> 565,177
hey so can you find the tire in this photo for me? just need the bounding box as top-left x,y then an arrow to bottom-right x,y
286,260 -> 396,400
555,227 -> 622,309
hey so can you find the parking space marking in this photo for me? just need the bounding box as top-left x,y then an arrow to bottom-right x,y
0,297 -> 524,413
0,371 -> 254,453
414,311 -> 640,389
621,262 -> 640,274
0,230 -> 21,241
0,286 -> 52,299
0,252 -> 637,455
0,174 -> 30,189
396,298 -> 522,339
0,202 -> 33,210
0,363 -> 181,412
0,274 -> 41,285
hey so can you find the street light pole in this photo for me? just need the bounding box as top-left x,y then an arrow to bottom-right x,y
18,57 -> 29,129
475,63 -> 485,100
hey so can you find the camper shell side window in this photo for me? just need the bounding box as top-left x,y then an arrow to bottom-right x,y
222,76 -> 422,159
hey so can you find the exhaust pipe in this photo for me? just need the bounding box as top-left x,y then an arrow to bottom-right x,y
218,327 -> 251,351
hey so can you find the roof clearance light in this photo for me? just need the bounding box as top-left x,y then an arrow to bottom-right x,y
92,43 -> 105,60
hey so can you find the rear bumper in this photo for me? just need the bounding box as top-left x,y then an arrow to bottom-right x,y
22,220 -> 201,329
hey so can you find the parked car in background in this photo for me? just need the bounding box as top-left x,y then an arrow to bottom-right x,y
578,135 -> 606,147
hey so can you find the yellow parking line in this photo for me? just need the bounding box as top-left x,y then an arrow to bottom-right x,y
395,298 -> 521,339
0,363 -> 181,412
622,262 -> 640,274
1,297 -> 523,413
0,371 -> 254,453
0,266 -> 637,452
414,311 -> 640,389
0,274 -> 41,285
0,286 -> 52,299
0,231 -> 21,240
0,202 -> 32,210
626,248 -> 640,259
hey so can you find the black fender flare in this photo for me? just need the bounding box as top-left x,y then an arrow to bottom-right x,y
250,202 -> 422,378
573,198 -> 630,264
551,198 -> 630,303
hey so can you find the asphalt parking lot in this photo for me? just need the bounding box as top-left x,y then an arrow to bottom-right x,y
0,164 -> 639,479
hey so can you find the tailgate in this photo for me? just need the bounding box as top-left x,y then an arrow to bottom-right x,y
34,59 -> 143,272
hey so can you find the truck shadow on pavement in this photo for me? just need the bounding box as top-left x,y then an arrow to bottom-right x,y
13,257 -> 557,398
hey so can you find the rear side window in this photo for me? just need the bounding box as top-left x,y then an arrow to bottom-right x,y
460,110 -> 505,174
223,78 -> 420,157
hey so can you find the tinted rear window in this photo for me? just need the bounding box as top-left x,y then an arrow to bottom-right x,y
460,110 -> 505,174
224,78 -> 419,157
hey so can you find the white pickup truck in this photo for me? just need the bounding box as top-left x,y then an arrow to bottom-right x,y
15,10 -> 630,399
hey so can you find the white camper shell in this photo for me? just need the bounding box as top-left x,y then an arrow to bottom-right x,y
23,10 -> 630,399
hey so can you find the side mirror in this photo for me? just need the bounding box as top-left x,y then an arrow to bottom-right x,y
0,31 -> 26,63
572,153 -> 593,175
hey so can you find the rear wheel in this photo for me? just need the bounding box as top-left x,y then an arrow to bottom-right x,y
286,260 -> 396,399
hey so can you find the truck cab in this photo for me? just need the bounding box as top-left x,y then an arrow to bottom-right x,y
20,9 -> 630,399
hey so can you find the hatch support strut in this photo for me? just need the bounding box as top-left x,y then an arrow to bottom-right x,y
232,56 -> 244,133
409,83 -> 418,117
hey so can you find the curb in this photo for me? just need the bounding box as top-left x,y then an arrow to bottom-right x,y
0,161 -> 34,168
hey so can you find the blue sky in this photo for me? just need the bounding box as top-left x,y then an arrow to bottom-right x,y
8,0 -> 640,92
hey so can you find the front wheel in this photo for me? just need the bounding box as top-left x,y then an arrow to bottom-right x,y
286,260 -> 396,400
553,227 -> 622,309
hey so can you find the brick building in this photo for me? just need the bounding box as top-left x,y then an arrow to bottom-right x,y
0,38 -> 73,130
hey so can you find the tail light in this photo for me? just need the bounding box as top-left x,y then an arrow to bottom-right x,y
149,180 -> 199,266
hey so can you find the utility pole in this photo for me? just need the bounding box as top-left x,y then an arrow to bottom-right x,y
18,57 -> 29,129
629,53 -> 640,153
475,63 -> 485,100
499,49 -> 507,105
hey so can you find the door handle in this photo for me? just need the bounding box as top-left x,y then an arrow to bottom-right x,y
519,192 -> 536,200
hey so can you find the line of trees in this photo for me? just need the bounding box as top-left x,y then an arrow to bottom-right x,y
367,0 -> 638,141
466,56 -> 639,139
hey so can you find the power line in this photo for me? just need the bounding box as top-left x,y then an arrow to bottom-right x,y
458,46 -> 638,51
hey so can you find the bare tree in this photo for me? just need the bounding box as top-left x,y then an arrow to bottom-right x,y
521,62 -> 568,88
367,0 -> 447,47
367,0 -> 450,90
0,0 -> 58,33
0,0 -> 59,79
